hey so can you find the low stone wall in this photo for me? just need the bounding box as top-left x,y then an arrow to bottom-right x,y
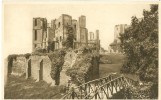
7,50 -> 99,86
8,54 -> 70,85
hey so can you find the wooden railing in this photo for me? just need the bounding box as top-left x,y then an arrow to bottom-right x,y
62,73 -> 137,99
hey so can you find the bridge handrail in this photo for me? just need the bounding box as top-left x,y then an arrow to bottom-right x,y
62,74 -> 138,99
84,76 -> 124,99
62,91 -> 72,99
86,76 -> 138,99
61,73 -> 117,99
84,76 -> 138,99
76,72 -> 117,89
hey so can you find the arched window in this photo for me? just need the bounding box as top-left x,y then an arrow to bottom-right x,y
58,22 -> 61,28
35,30 -> 37,40
60,36 -> 62,42
74,25 -> 76,29
35,19 -> 37,26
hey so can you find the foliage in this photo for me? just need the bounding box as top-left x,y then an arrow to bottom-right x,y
62,26 -> 74,48
47,41 -> 55,52
65,52 -> 99,85
48,49 -> 66,85
33,47 -> 48,54
24,53 -> 31,59
7,54 -> 17,61
120,4 -> 158,83
124,82 -> 157,99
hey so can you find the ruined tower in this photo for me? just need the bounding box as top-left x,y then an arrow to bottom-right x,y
114,24 -> 129,43
32,17 -> 47,51
96,30 -> 100,52
76,15 -> 88,47
32,15 -> 99,51
54,14 -> 72,49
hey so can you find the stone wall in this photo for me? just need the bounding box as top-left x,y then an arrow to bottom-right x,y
12,56 -> 27,76
27,55 -> 54,84
8,54 -> 70,85
8,50 -> 99,86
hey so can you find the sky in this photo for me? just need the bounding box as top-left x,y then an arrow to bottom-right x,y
4,2 -> 152,57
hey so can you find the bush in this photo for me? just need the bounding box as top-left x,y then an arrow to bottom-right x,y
24,53 -> 31,59
65,52 -> 99,85
123,82 -> 157,99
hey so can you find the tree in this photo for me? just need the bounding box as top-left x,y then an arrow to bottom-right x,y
120,4 -> 158,83
62,26 -> 74,48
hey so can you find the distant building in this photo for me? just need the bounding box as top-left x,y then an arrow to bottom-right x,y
32,14 -> 100,52
109,24 -> 129,53
114,24 -> 129,43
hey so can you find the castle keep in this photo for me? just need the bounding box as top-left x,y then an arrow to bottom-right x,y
33,14 -> 100,52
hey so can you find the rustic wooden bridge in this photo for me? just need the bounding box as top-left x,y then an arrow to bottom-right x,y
62,73 -> 138,99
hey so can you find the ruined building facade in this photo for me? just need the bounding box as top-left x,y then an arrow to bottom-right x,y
109,24 -> 129,53
114,24 -> 129,43
32,14 -> 100,52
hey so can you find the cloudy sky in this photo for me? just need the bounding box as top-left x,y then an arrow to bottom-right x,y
4,2 -> 152,57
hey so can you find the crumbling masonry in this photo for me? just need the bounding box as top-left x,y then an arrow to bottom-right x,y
33,14 -> 100,52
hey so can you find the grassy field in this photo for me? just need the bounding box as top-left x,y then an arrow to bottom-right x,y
99,63 -> 123,77
99,54 -> 139,81
99,54 -> 125,77
4,75 -> 65,99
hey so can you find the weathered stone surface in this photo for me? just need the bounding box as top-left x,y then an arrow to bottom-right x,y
12,56 -> 27,76
8,50 -> 99,86
28,55 -> 54,84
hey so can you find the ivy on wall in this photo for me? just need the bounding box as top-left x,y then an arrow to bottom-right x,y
48,49 -> 66,85
65,48 -> 99,85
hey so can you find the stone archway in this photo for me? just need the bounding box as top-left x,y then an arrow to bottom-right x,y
39,60 -> 43,81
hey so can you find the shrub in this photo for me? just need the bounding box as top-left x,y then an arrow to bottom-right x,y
65,52 -> 99,85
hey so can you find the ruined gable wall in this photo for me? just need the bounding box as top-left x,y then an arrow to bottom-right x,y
41,56 -> 53,84
12,56 -> 27,76
30,55 -> 54,84
30,55 -> 40,81
55,16 -> 63,49
63,15 -> 72,26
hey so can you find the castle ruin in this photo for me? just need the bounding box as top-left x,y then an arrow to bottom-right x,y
33,14 -> 100,52
109,24 -> 129,53
7,14 -> 100,86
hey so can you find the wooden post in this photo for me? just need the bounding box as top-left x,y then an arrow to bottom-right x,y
88,84 -> 90,97
111,82 -> 114,95
71,87 -> 75,99
115,80 -> 118,92
80,86 -> 82,99
95,86 -> 98,99
106,84 -> 109,98
85,84 -> 87,99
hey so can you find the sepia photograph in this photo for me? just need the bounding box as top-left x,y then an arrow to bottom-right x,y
3,1 -> 159,99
